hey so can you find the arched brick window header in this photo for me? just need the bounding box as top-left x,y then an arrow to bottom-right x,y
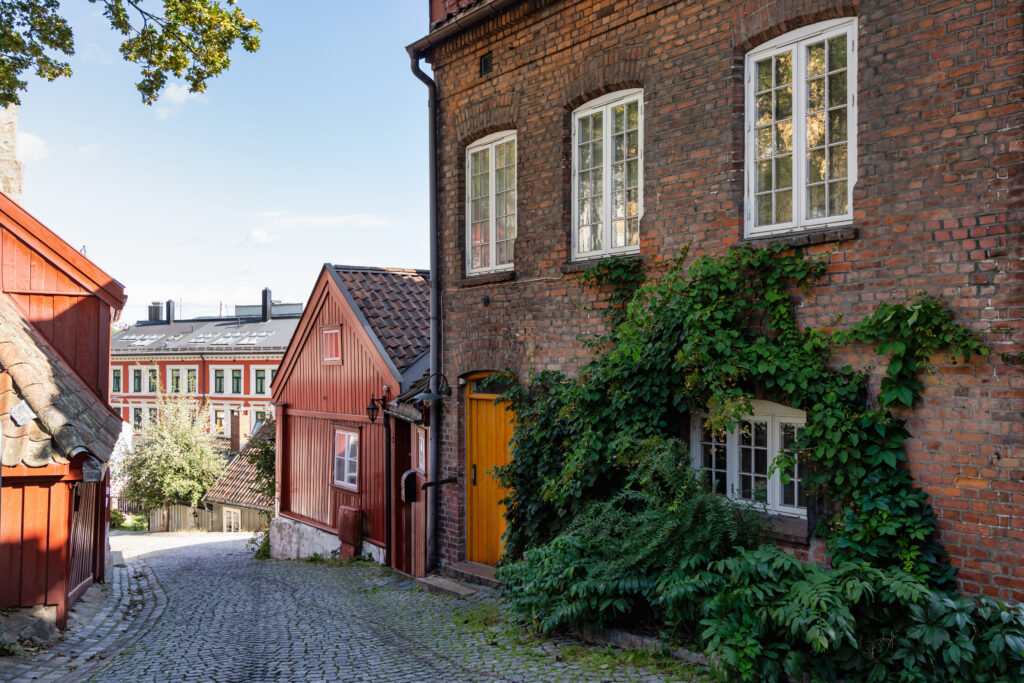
454,93 -> 519,148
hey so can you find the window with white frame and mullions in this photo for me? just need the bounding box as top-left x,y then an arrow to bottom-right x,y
691,401 -> 807,517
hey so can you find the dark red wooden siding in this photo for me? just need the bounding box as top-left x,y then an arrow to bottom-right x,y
277,278 -> 398,545
1,227 -> 112,400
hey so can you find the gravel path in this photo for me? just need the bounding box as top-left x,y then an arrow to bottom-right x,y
2,533 -> 700,682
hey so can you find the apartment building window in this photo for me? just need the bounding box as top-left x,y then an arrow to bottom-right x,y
746,18 -> 856,236
112,369 -> 121,393
132,407 -> 143,431
214,370 -> 224,394
572,89 -> 643,260
214,410 -> 225,435
466,131 -> 516,274
187,369 -> 197,393
171,369 -> 181,393
133,369 -> 142,393
255,369 -> 266,394
148,407 -> 158,426
231,369 -> 242,394
148,369 -> 158,393
690,400 -> 807,517
333,428 -> 359,490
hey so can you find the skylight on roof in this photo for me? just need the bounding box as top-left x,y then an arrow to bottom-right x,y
189,333 -> 217,343
211,332 -> 244,345
236,332 -> 272,345
130,334 -> 164,347
121,334 -> 142,341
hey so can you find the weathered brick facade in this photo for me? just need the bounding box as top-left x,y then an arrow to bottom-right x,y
417,0 -> 1023,600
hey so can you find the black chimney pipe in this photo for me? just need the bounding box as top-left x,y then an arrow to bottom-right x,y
148,302 -> 162,322
262,288 -> 272,322
165,300 -> 175,324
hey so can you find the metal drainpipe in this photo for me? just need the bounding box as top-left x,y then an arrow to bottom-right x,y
408,48 -> 441,574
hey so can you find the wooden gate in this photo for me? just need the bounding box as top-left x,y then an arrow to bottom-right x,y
465,375 -> 515,566
68,482 -> 99,603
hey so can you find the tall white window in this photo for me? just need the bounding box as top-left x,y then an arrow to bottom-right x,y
572,89 -> 643,260
690,400 -> 807,517
333,428 -> 359,490
224,507 -> 241,533
466,131 -> 516,274
746,18 -> 857,236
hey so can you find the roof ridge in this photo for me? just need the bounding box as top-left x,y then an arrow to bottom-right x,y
332,264 -> 430,276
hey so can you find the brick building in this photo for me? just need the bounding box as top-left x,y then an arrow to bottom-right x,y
408,0 -> 1022,599
110,291 -> 301,439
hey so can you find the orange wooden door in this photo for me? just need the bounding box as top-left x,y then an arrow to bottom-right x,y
465,376 -> 515,566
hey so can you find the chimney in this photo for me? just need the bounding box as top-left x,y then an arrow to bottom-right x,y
230,409 -> 251,454
261,288 -> 272,322
165,299 -> 175,324
148,302 -> 162,321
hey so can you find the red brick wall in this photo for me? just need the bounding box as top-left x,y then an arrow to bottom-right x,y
424,0 -> 1023,599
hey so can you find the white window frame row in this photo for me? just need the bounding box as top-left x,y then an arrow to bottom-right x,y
250,365 -> 275,397
223,507 -> 241,533
690,400 -> 808,518
332,427 -> 359,491
460,20 -> 857,264
118,366 -> 161,395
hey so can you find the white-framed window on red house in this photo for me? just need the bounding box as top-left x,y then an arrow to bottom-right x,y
333,428 -> 359,490
322,327 -> 341,362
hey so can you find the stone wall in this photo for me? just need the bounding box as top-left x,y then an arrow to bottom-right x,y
0,105 -> 23,204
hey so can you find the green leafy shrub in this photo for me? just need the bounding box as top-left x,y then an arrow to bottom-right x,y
494,244 -> 997,680
109,508 -> 125,528
498,437 -> 765,633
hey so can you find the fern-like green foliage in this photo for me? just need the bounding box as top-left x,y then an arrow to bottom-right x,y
493,244 -> 1002,680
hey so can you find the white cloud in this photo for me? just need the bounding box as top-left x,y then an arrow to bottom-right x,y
155,83 -> 200,119
247,211 -> 391,247
17,131 -> 50,164
72,142 -> 104,159
250,229 -> 281,245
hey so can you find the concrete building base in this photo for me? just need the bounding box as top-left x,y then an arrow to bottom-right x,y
268,516 -> 339,560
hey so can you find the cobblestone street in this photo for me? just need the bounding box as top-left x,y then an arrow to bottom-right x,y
1,533 -> 701,682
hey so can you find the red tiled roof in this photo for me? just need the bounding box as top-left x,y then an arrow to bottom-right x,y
332,266 -> 430,374
203,421 -> 274,510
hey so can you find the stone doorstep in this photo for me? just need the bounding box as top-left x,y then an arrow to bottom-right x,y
443,560 -> 501,589
415,575 -> 478,598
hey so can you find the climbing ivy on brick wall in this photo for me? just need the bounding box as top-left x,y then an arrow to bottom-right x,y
493,245 -> 1024,681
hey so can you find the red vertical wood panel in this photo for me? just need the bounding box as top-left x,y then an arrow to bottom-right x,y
9,234 -> 30,290
75,298 -> 100,392
98,303 -> 110,400
29,294 -> 54,340
20,484 -> 50,606
52,295 -> 78,373
0,483 -> 25,606
46,483 -> 70,607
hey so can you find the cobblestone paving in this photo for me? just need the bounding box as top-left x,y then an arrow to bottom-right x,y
3,533 -> 702,682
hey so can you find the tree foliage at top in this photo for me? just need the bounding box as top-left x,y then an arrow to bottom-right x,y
0,0 -> 260,105
120,392 -> 225,511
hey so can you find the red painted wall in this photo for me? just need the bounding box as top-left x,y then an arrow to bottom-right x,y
275,274 -> 398,546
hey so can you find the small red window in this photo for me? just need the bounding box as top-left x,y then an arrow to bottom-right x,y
323,328 -> 341,361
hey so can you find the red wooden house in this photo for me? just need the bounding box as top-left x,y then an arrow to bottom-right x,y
0,193 -> 126,628
270,265 -> 431,577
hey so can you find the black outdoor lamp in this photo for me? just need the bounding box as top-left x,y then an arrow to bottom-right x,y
412,374 -> 452,404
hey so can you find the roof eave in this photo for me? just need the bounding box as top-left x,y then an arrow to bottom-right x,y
406,0 -> 523,57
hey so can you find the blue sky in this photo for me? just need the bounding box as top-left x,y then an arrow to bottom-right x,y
17,1 -> 430,324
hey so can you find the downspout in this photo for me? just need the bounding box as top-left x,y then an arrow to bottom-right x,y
408,47 -> 441,574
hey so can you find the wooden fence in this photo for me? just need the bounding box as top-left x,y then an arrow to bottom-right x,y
148,505 -> 213,533
115,498 -> 146,515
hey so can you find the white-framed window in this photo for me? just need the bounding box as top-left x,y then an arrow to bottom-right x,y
572,89 -> 643,260
466,130 -> 516,274
111,368 -> 122,394
132,407 -> 143,431
745,18 -> 857,237
147,368 -> 159,393
213,409 -> 226,435
690,400 -> 807,517
209,366 -> 243,395
223,507 -> 241,533
322,328 -> 341,362
166,365 -> 199,394
132,368 -> 142,393
332,427 -> 359,490
250,365 -> 275,396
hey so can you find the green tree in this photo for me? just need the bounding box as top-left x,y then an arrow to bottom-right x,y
121,392 -> 225,530
241,418 -> 274,503
0,0 -> 261,105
